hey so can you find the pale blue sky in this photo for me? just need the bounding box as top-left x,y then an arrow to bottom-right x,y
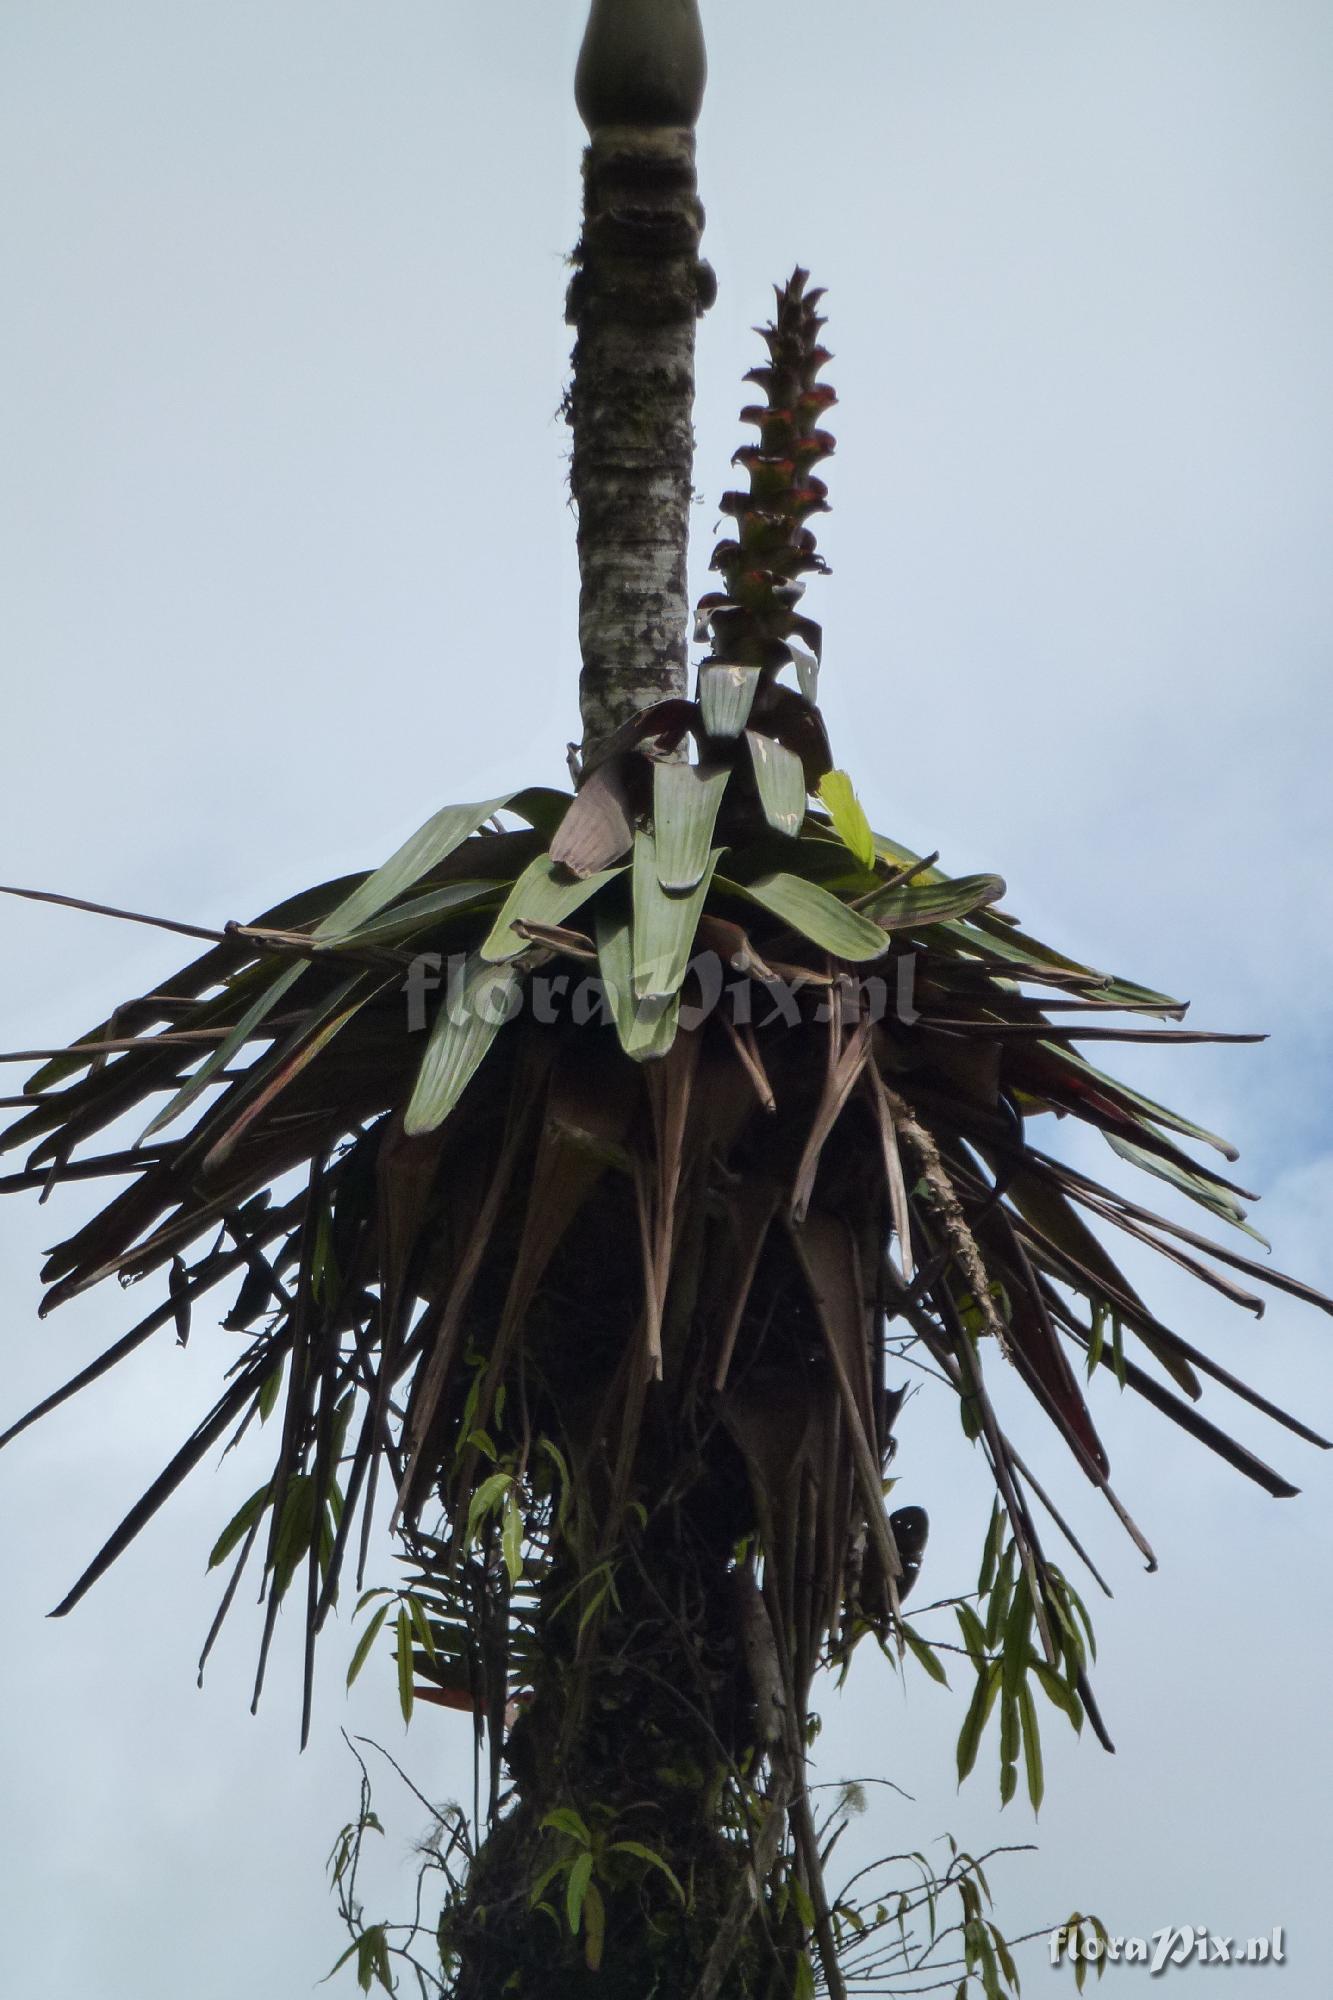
2,4 -> 1331,1993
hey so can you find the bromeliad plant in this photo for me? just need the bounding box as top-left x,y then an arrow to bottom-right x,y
3,274 -> 1328,1995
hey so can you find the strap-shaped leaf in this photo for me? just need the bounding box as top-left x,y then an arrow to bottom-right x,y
140,961 -> 309,1142
481,856 -> 624,964
404,953 -> 521,1134
746,731 -> 806,837
818,770 -> 875,868
595,901 -> 680,1062
632,831 -> 719,999
653,763 -> 730,892
720,871 -> 890,962
1104,1132 -> 1268,1242
700,665 -> 761,739
316,788 -> 568,944
862,873 -> 1007,929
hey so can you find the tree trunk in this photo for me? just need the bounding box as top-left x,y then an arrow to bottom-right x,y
567,0 -> 712,758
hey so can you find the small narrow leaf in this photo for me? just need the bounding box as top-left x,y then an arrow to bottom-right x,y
346,1601 -> 391,1689
208,1484 -> 271,1571
900,1621 -> 950,1687
466,1472 -> 514,1544
956,1660 -> 1002,1783
955,1603 -> 988,1669
502,1489 -> 523,1587
977,1500 -> 1004,1598
1018,1678 -> 1045,1811
566,1851 -> 593,1936
395,1606 -> 414,1722
582,1881 -> 606,1971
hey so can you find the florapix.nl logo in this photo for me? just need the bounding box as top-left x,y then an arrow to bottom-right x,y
402,947 -> 922,1036
1050,1920 -> 1286,1976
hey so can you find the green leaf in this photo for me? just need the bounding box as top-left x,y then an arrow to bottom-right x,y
900,1621 -> 950,1687
720,870 -> 890,962
700,664 -> 761,738
985,1543 -> 1016,1647
566,1850 -> 593,1936
1103,1131 -> 1265,1241
207,1484 -> 271,1570
977,1500 -> 1004,1598
999,1689 -> 1020,1804
354,1925 -> 394,1995
747,730 -> 807,837
582,1880 -> 606,1971
1032,1660 -> 1083,1730
405,1592 -> 439,1666
955,1602 -> 989,1669
315,792 -> 521,943
1018,1678 -> 1045,1811
466,1472 -> 514,1544
271,1475 -> 318,1593
990,1920 -> 1020,1990
257,1355 -> 283,1423
541,1807 -> 592,1846
502,1489 -> 523,1587
610,1840 -> 687,1904
347,1601 -> 391,1689
142,960 -> 308,1141
481,855 -> 623,964
862,873 -> 1007,929
653,762 -> 730,891
818,770 -> 876,869
956,1660 -> 1002,1783
1000,1571 -> 1032,1707
403,952 -> 521,1135
595,901 -> 680,1062
394,1607 -> 415,1722
632,831 -> 719,999
794,1951 -> 816,2000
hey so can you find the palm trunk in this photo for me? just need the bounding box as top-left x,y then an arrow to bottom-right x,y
567,0 -> 712,758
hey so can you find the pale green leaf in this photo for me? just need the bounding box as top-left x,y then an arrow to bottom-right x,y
721,870 -> 890,962
863,873 -> 1007,929
653,763 -> 730,891
316,792 -> 519,943
632,830 -> 718,999
595,901 -> 680,1061
403,953 -> 521,1135
481,855 -> 624,964
747,731 -> 807,837
700,664 -> 761,738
